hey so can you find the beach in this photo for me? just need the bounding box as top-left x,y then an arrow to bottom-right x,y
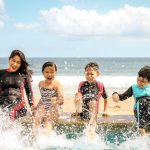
63,96 -> 134,115
33,96 -> 134,116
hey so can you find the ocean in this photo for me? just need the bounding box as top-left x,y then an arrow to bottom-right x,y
1,57 -> 150,97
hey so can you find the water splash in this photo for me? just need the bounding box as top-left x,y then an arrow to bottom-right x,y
0,109 -> 149,150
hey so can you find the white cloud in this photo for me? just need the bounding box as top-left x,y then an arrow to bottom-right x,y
14,23 -> 39,30
40,5 -> 150,36
0,0 -> 4,11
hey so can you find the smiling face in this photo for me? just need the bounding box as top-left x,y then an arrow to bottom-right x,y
137,76 -> 150,88
8,55 -> 21,72
43,66 -> 56,82
84,67 -> 99,83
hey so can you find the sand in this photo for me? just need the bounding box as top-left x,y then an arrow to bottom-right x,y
61,96 -> 134,115
32,96 -> 134,116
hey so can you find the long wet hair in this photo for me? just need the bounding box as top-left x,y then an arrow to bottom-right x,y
9,49 -> 32,76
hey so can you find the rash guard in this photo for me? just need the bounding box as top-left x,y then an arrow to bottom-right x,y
0,69 -> 34,120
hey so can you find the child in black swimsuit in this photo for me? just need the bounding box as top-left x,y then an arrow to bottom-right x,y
73,62 -> 109,136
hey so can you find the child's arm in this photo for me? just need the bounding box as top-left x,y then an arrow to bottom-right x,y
55,81 -> 64,105
112,86 -> 133,102
101,86 -> 109,116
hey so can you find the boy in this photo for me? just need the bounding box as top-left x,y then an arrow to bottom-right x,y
112,66 -> 150,136
73,62 -> 108,136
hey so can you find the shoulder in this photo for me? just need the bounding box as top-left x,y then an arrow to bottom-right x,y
54,80 -> 62,87
38,80 -> 45,88
0,69 -> 8,78
0,69 -> 6,74
79,81 -> 86,86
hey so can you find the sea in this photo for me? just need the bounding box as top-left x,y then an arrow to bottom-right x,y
0,57 -> 150,150
1,57 -> 150,97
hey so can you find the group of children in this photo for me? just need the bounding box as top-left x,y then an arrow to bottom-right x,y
31,60 -> 150,137
0,49 -> 150,138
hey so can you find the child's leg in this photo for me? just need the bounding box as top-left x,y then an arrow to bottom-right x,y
88,100 -> 97,125
32,105 -> 45,138
74,92 -> 83,113
139,128 -> 146,136
44,106 -> 59,133
85,100 -> 98,138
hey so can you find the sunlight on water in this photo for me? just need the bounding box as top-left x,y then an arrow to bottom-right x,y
0,109 -> 150,150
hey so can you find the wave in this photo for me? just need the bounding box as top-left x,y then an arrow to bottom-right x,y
32,76 -> 136,97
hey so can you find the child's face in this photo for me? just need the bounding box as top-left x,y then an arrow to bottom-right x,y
137,76 -> 150,88
84,67 -> 98,83
43,66 -> 56,81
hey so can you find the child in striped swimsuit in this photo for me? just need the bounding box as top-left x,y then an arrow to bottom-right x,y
33,61 -> 64,136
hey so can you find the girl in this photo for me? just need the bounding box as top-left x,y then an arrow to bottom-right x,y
33,61 -> 64,135
0,49 -> 34,122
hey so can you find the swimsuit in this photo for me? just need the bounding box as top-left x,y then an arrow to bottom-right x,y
39,87 -> 57,112
118,84 -> 150,128
0,69 -> 34,121
78,81 -> 108,120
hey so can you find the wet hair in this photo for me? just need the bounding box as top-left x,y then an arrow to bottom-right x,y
84,62 -> 100,75
42,61 -> 57,73
9,49 -> 32,76
138,66 -> 150,82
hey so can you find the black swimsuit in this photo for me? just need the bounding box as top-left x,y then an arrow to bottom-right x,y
78,81 -> 108,120
0,69 -> 34,120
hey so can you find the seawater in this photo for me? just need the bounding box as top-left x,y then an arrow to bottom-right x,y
0,57 -> 150,149
1,57 -> 149,97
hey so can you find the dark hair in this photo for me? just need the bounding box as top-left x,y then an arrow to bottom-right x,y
9,49 -> 32,76
42,61 -> 57,73
85,62 -> 99,70
84,62 -> 100,75
138,66 -> 150,82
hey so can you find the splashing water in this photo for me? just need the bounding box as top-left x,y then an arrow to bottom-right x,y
0,109 -> 150,150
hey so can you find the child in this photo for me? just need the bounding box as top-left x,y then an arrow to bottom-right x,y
33,61 -> 64,136
112,66 -> 150,136
73,62 -> 108,136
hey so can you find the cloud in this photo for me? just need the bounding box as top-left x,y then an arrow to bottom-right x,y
14,23 -> 39,30
40,5 -> 150,36
0,0 -> 5,28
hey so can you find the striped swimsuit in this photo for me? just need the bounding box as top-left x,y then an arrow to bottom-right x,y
39,87 -> 57,112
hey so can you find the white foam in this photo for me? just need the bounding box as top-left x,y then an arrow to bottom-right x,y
32,75 -> 136,97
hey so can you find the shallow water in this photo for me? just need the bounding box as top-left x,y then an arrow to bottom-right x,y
0,111 -> 150,150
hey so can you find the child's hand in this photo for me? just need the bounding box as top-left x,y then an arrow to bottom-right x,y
75,92 -> 82,102
112,93 -> 119,102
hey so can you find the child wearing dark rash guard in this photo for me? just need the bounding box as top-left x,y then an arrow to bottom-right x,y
73,62 -> 109,137
32,61 -> 64,136
0,49 -> 34,122
112,66 -> 150,136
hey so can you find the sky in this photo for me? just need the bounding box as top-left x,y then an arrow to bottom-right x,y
0,0 -> 150,57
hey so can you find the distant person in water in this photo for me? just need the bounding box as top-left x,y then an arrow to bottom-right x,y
32,61 -> 64,136
73,62 -> 109,136
112,66 -> 150,136
0,49 -> 34,122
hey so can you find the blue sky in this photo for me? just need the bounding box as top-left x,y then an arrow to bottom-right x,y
0,0 -> 150,57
